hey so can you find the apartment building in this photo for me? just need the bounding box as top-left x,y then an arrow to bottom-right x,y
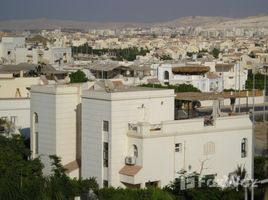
16,47 -> 72,65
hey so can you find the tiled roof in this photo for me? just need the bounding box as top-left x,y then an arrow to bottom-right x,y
119,165 -> 142,176
63,159 -> 81,173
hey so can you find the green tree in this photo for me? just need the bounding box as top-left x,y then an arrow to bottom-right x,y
245,72 -> 268,90
0,135 -> 45,200
0,135 -> 99,200
97,187 -> 174,200
139,83 -> 201,93
72,45 -> 149,61
69,70 -> 88,83
44,155 -> 99,199
210,48 -> 221,59
255,156 -> 268,180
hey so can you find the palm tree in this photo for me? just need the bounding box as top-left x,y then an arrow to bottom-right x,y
0,118 -> 17,137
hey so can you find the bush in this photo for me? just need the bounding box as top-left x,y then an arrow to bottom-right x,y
69,70 -> 88,83
139,83 -> 201,93
97,187 -> 174,200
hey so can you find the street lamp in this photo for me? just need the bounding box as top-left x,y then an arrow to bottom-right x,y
251,178 -> 268,200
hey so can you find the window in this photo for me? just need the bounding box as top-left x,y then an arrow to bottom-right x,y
103,120 -> 109,132
204,141 -> 215,155
241,138 -> 248,158
133,145 -> 138,157
34,113 -> 38,123
103,142 -> 108,167
164,71 -> 169,80
10,116 -> 18,126
103,180 -> 108,188
35,131 -> 39,154
175,143 -> 182,152
34,113 -> 39,154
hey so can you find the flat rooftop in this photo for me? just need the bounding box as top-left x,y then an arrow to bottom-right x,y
82,85 -> 175,100
98,86 -> 168,93
31,84 -> 82,95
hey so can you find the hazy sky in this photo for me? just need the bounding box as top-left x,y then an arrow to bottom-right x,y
1,0 -> 268,22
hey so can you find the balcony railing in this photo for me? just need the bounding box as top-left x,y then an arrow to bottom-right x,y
127,114 -> 249,137
128,123 -> 162,135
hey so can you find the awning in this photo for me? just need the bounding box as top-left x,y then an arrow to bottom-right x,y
119,165 -> 142,176
63,159 -> 81,173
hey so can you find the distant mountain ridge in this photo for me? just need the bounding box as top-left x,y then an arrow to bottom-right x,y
0,14 -> 268,30
156,16 -> 235,27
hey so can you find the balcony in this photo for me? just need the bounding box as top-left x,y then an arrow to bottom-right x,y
127,114 -> 250,138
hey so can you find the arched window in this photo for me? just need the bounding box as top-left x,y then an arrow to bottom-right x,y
34,113 -> 38,124
133,145 -> 138,158
164,71 -> 169,80
241,138 -> 248,158
204,141 -> 215,155
34,113 -> 39,154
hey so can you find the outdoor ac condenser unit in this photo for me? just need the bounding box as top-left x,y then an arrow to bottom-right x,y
125,156 -> 136,165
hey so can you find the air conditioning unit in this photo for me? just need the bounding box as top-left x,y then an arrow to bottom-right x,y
125,156 -> 136,165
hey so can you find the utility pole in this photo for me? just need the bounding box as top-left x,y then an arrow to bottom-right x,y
263,65 -> 267,121
251,70 -> 256,200
239,61 -> 241,113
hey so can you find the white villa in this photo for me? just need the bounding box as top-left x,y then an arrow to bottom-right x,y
30,82 -> 253,188
152,63 -> 223,92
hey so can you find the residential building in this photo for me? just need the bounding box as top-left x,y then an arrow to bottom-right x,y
81,84 -> 252,188
16,47 -> 72,65
30,82 -> 253,189
30,84 -> 83,178
0,98 -> 30,137
153,63 -> 223,92
0,36 -> 25,64
0,63 -> 68,138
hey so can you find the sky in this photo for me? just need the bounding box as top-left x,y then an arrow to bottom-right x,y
0,0 -> 268,22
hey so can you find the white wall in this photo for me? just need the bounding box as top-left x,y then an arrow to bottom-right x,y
15,46 -> 72,65
0,37 -> 25,64
0,98 -> 30,137
127,115 -> 252,187
81,98 -> 111,187
31,85 -> 81,175
31,92 -> 56,174
81,89 -> 175,187
0,77 -> 41,98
